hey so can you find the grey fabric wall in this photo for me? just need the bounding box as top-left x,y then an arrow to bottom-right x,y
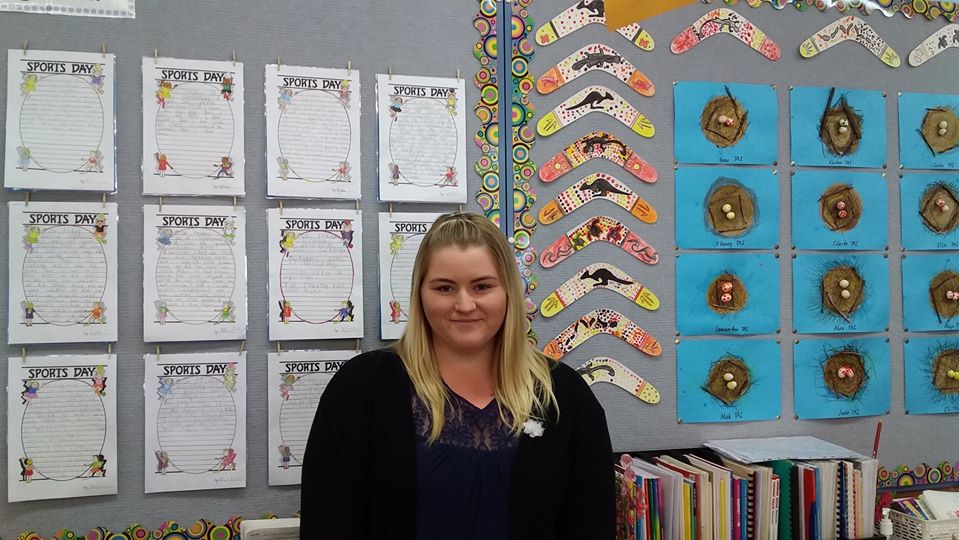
0,0 -> 956,536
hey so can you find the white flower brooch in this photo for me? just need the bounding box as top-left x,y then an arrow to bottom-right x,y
522,419 -> 545,438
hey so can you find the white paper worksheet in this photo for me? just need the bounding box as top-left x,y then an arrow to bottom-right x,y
267,349 -> 353,485
143,204 -> 247,342
266,64 -> 361,200
144,351 -> 246,493
5,50 -> 116,192
267,208 -> 363,341
377,74 -> 466,203
8,201 -> 118,344
142,57 -> 244,196
378,212 -> 443,339
7,353 -> 117,502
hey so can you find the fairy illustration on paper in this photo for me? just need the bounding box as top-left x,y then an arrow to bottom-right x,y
223,362 -> 238,392
335,300 -> 355,322
20,73 -> 37,96
278,444 -> 293,469
279,373 -> 296,400
216,302 -> 236,324
91,365 -> 107,396
213,156 -> 234,178
79,150 -> 104,173
277,156 -> 290,181
279,300 -> 293,323
340,221 -> 354,249
155,153 -> 171,177
21,380 -> 39,404
21,301 -> 36,327
88,302 -> 106,325
338,79 -> 351,108
279,231 -> 295,256
217,448 -> 238,471
222,218 -> 237,244
155,450 -> 171,474
278,87 -> 294,111
23,226 -> 40,252
89,64 -> 105,93
156,80 -> 176,108
154,301 -> 170,324
17,146 -> 32,171
156,377 -> 173,399
93,213 -> 108,244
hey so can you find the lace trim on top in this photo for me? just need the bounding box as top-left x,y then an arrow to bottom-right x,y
411,388 -> 518,451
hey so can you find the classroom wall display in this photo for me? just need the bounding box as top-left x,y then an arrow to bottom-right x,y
377,212 -> 441,340
376,73 -> 466,203
535,43 -> 655,97
899,173 -> 959,250
675,253 -> 780,336
670,8 -> 781,61
899,92 -> 959,170
7,354 -> 117,502
576,357 -> 661,405
143,204 -> 247,342
268,349 -> 351,486
536,85 -> 655,138
673,81 -> 778,165
542,308 -> 662,360
903,337 -> 959,415
7,201 -> 118,344
539,215 -> 659,268
790,170 -> 888,251
676,339 -> 781,423
472,0 -> 540,341
144,351 -> 246,493
4,49 -> 116,192
675,166 -> 779,249
789,86 -> 886,168
901,254 -> 959,332
267,208 -> 363,341
908,25 -> 959,66
538,172 -> 658,226
539,262 -> 660,318
793,337 -> 891,420
142,57 -> 245,196
798,16 -> 901,68
724,0 -> 959,23
535,0 -> 655,50
792,254 -> 890,334
265,64 -> 360,200
0,0 -> 134,17
538,130 -> 658,184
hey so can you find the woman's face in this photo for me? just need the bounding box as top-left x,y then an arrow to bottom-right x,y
420,245 -> 508,359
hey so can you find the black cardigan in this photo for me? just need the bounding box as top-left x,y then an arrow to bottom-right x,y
300,349 -> 615,539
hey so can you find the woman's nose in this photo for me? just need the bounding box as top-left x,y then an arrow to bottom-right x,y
455,291 -> 477,311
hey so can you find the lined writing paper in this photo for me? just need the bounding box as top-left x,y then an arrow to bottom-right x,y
266,64 -> 360,199
144,351 -> 246,493
377,212 -> 442,339
377,74 -> 466,203
267,208 -> 363,340
267,350 -> 351,485
5,49 -> 115,192
142,57 -> 244,196
143,204 -> 247,342
7,353 -> 117,502
7,201 -> 118,344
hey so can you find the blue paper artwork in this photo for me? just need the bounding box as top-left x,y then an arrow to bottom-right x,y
675,253 -> 780,336
793,337 -> 890,420
899,92 -> 959,170
900,173 -> 959,250
902,254 -> 959,332
790,86 -> 886,168
677,339 -> 781,424
903,337 -> 959,415
792,254 -> 889,334
675,167 -> 779,250
791,170 -> 888,250
674,81 -> 778,165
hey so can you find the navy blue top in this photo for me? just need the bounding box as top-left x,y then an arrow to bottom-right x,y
412,387 -> 519,540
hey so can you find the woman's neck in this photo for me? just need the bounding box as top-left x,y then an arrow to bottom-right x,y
433,343 -> 496,408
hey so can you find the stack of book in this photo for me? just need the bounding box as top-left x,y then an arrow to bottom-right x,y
614,437 -> 879,540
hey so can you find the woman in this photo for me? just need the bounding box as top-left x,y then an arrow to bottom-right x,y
301,212 -> 614,539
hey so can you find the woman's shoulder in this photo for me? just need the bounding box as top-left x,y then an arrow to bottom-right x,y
335,348 -> 403,378
546,359 -> 596,404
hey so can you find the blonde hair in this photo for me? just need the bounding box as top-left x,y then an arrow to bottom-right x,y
395,212 -> 558,443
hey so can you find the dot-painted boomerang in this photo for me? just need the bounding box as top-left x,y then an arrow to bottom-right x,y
542,308 -> 662,360
537,85 -> 655,138
908,24 -> 959,67
671,8 -> 781,61
799,15 -> 900,67
539,131 -> 657,184
536,43 -> 654,97
538,173 -> 657,225
535,0 -> 655,51
540,262 -> 659,318
539,215 -> 659,268
576,357 -> 661,404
